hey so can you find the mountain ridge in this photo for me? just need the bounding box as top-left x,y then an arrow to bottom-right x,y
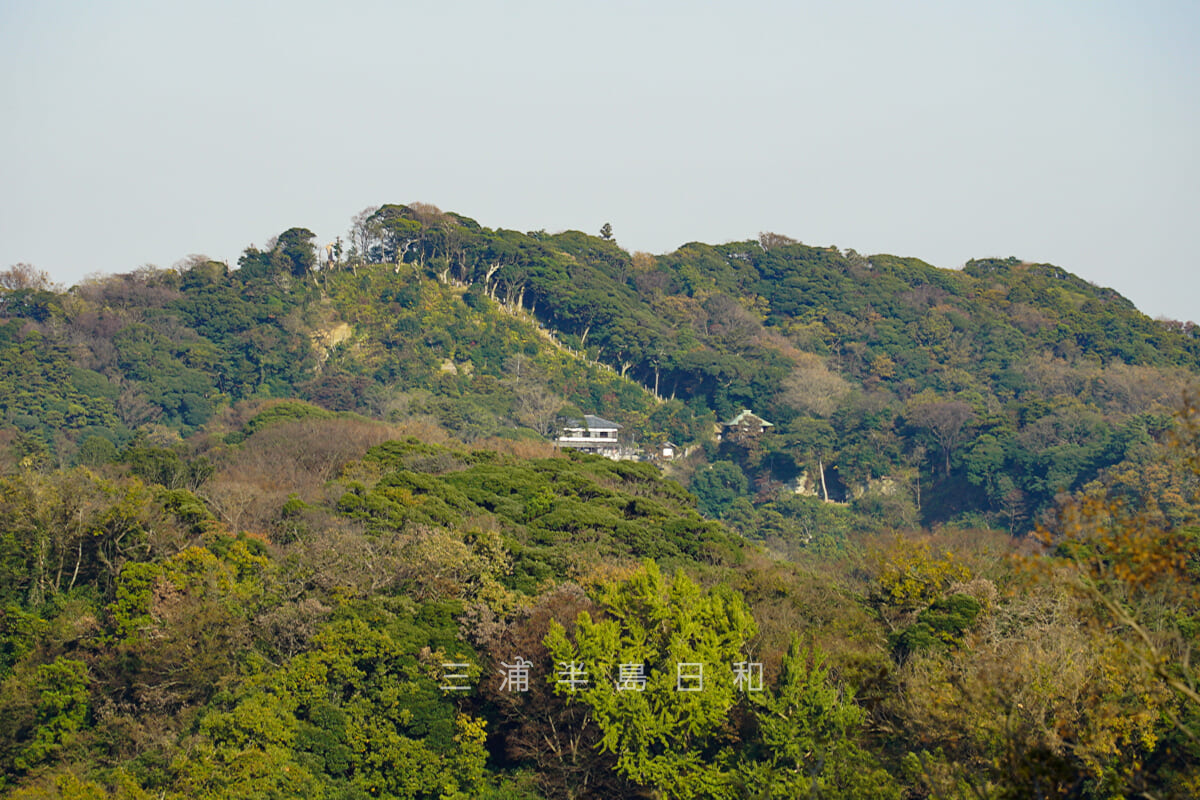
2,203 -> 1197,537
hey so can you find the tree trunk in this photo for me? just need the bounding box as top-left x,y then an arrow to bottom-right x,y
68,540 -> 83,592
818,458 -> 829,502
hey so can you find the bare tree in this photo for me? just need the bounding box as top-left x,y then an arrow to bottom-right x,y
468,585 -> 634,800
907,400 -> 976,477
348,205 -> 382,269
0,262 -> 54,291
513,382 -> 564,437
758,232 -> 798,251
702,293 -> 762,354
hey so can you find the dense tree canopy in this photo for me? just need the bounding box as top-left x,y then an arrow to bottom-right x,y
2,204 -> 1199,797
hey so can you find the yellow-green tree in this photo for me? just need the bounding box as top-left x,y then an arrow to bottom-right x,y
544,561 -> 756,800
738,638 -> 898,800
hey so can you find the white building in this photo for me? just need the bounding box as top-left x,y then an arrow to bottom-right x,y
556,414 -> 628,459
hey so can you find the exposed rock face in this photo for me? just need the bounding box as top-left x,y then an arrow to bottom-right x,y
851,476 -> 900,501
311,322 -> 353,366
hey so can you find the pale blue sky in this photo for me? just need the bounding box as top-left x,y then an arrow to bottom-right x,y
2,1 -> 1197,322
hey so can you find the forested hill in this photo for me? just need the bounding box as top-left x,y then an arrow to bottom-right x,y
2,204 -> 1200,799
2,203 -> 1196,535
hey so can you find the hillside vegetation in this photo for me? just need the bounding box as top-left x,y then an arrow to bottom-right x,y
4,205 -> 1197,536
0,205 -> 1198,798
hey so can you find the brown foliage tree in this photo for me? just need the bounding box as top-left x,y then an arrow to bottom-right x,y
467,585 -> 639,799
0,263 -> 53,291
777,353 -> 852,418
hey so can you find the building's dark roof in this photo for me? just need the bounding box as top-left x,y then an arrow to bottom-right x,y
566,414 -> 621,429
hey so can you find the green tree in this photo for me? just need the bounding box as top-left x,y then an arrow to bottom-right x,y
273,227 -> 318,277
738,639 -> 898,799
544,561 -> 757,799
781,417 -> 838,502
13,657 -> 90,772
690,461 -> 749,517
